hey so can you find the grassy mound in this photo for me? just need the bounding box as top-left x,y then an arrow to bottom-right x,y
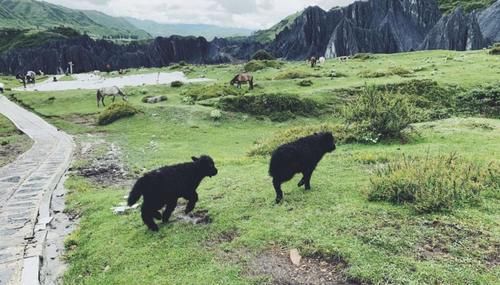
171,81 -> 184,88
141,95 -> 168,104
457,83 -> 500,118
369,153 -> 499,213
274,69 -> 322,80
182,84 -> 246,101
252,49 -> 275,60
244,60 -> 283,72
248,124 -> 349,156
97,102 -> 139,125
298,79 -> 313,87
218,93 -> 319,121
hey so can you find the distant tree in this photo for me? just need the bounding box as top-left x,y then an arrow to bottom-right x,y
252,49 -> 275,60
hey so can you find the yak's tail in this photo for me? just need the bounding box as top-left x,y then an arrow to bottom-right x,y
128,177 -> 145,206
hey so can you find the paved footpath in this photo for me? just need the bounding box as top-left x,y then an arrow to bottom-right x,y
0,95 -> 73,285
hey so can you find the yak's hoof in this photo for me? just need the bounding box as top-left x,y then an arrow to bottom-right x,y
297,180 -> 305,187
148,225 -> 159,232
275,197 -> 283,204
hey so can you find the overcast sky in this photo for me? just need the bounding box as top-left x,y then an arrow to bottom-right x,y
41,0 -> 356,30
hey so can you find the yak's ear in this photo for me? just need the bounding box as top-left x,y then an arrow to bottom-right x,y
191,156 -> 199,162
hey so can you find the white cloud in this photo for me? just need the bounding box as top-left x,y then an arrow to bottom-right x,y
40,0 -> 356,29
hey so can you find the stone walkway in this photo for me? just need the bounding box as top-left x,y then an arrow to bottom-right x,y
0,95 -> 73,285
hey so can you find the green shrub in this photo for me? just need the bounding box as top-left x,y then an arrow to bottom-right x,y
457,84 -> 500,118
352,53 -> 374,60
489,46 -> 500,55
218,93 -> 318,121
248,124 -> 348,156
182,84 -> 245,101
171,81 -> 184,88
252,49 -> 275,60
298,80 -> 313,87
388,66 -> 412,76
368,153 -> 500,213
344,86 -> 419,142
274,69 -> 321,80
97,102 -> 139,125
359,70 -> 388,78
244,60 -> 283,72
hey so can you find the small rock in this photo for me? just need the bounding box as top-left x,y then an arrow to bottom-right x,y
290,249 -> 301,266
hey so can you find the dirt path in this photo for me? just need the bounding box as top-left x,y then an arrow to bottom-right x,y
0,95 -> 74,285
14,72 -> 211,92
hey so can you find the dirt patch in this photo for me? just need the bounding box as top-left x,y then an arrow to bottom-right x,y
173,206 -> 212,225
63,114 -> 97,127
247,248 -> 355,285
72,135 -> 130,186
0,133 -> 33,167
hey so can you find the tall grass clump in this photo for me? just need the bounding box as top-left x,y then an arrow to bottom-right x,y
244,60 -> 283,72
97,102 -> 139,125
343,86 -> 419,143
369,153 -> 500,213
457,84 -> 500,118
274,69 -> 321,80
182,84 -> 245,101
218,93 -> 318,121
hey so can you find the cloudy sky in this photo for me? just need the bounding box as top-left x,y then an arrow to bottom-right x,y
41,0 -> 356,30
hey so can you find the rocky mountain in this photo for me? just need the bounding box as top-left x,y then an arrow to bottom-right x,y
478,0 -> 500,42
124,18 -> 253,41
0,0 -> 499,75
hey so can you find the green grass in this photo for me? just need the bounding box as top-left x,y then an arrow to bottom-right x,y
437,0 -> 496,13
0,114 -> 32,166
4,49 -> 500,284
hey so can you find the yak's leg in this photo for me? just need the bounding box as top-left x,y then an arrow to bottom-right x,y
273,178 -> 284,204
162,200 -> 177,223
141,204 -> 159,231
112,95 -> 116,102
303,169 -> 314,190
249,79 -> 254,90
153,211 -> 162,220
185,193 -> 198,214
297,177 -> 305,187
102,97 -> 106,107
97,97 -> 100,107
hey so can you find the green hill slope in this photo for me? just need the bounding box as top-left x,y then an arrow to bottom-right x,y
0,0 -> 150,39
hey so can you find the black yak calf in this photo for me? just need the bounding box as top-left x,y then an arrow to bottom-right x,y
128,155 -> 218,231
269,132 -> 336,203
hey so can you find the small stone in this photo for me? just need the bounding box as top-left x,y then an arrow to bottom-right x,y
290,249 -> 301,266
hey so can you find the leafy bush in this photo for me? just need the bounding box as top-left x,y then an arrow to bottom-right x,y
182,84 -> 245,101
457,84 -> 500,118
352,53 -> 374,60
97,102 -> 139,125
489,46 -> 500,55
171,81 -> 184,88
344,86 -> 419,142
298,80 -> 313,87
274,69 -> 321,80
252,49 -> 275,60
248,124 -> 347,156
369,153 -> 499,213
218,93 -> 318,121
244,60 -> 283,72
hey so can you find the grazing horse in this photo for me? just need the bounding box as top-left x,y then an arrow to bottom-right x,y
309,56 -> 317,68
230,73 -> 254,90
0,83 -> 4,94
26,71 -> 36,84
96,86 -> 127,107
318,57 -> 326,65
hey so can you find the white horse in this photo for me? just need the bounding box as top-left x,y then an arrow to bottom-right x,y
0,82 -> 4,93
318,57 -> 326,65
96,86 -> 127,107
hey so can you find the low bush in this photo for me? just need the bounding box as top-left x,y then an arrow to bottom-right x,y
97,102 -> 139,125
352,53 -> 374,60
244,60 -> 283,72
344,86 -> 419,143
298,79 -> 313,87
248,124 -> 348,156
388,66 -> 412,76
457,84 -> 500,118
252,49 -> 275,60
489,46 -> 500,55
218,93 -> 318,121
359,70 -> 387,78
274,69 -> 321,80
171,81 -> 184,88
368,153 -> 500,213
182,84 -> 245,101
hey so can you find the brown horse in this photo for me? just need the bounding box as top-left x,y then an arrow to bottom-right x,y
230,73 -> 254,90
309,56 -> 317,68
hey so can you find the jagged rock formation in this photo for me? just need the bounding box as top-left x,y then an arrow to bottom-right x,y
420,7 -> 485,50
478,0 -> 500,43
0,36 -> 229,75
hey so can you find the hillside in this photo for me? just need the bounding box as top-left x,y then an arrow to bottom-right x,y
0,0 -> 150,39
125,18 -> 253,40
438,0 -> 496,13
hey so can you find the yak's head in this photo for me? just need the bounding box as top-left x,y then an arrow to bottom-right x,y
317,132 -> 336,153
192,155 -> 218,177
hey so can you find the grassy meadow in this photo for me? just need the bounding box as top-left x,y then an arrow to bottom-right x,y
1,49 -> 499,284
